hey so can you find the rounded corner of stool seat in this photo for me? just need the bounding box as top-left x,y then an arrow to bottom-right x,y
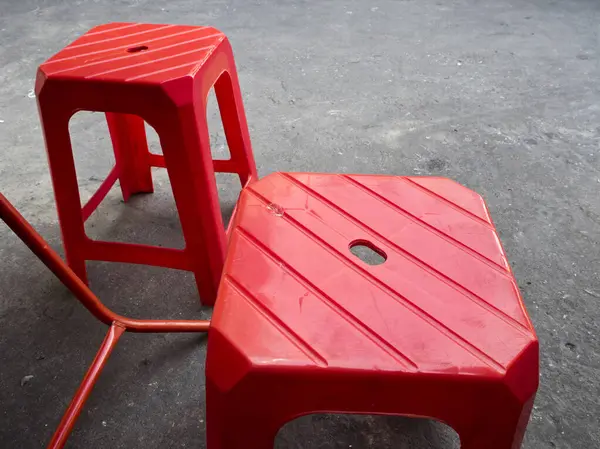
404,175 -> 492,221
34,69 -> 50,95
157,76 -> 196,106
502,338 -> 540,401
203,24 -> 226,37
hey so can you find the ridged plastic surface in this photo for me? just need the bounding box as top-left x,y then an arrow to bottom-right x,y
39,22 -> 224,83
206,172 -> 539,449
215,172 -> 535,373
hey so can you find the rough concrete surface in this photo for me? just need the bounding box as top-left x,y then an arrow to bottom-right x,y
1,0 -> 599,447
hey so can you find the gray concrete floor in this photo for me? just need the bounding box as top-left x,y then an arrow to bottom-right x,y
1,0 -> 599,447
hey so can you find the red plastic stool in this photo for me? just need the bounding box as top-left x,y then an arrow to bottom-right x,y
36,23 -> 257,305
206,173 -> 539,448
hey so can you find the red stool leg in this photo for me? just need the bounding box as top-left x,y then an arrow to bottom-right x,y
214,46 -> 258,187
457,397 -> 534,449
206,381 -> 280,449
455,346 -> 538,449
37,106 -> 89,284
158,105 -> 226,306
106,113 -> 154,202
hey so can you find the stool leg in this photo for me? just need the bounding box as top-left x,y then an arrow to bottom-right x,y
106,113 -> 153,202
159,107 -> 226,305
206,382 -> 279,449
458,397 -> 534,449
38,108 -> 89,284
214,68 -> 258,187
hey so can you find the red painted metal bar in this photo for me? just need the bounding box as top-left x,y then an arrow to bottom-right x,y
122,318 -> 209,333
0,193 -> 210,333
81,165 -> 120,221
47,323 -> 125,449
1,193 -> 117,326
1,192 -> 211,448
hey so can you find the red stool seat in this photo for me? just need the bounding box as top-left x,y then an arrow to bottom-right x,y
206,173 -> 539,448
36,23 -> 257,305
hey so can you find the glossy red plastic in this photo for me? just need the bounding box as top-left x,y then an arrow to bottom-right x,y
206,173 -> 539,448
36,22 -> 257,305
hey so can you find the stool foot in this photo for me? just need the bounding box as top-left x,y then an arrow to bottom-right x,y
458,397 -> 534,449
206,385 -> 278,449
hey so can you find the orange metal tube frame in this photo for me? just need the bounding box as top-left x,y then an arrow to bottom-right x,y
0,193 -> 210,449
